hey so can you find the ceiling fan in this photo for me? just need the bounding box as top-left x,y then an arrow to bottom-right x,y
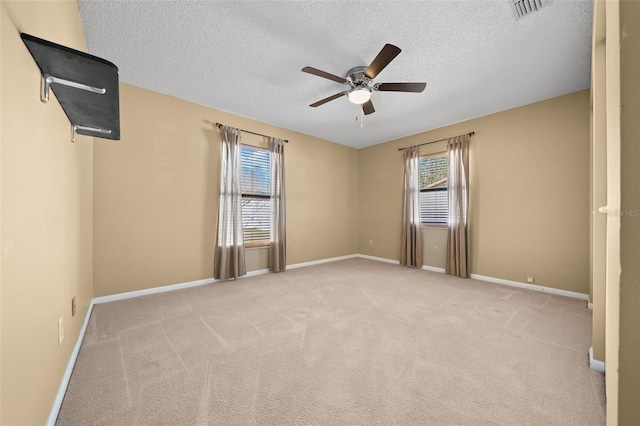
302,44 -> 426,116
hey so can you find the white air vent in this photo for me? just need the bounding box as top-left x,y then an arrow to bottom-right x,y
509,0 -> 553,19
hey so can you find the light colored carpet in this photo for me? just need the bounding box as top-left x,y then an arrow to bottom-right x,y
56,258 -> 605,425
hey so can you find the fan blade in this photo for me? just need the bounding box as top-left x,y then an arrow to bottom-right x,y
365,44 -> 401,79
362,99 -> 375,115
310,92 -> 347,107
302,66 -> 347,84
376,82 -> 427,93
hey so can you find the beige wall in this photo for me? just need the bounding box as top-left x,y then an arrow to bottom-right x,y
93,83 -> 359,297
359,90 -> 591,294
0,2 -> 93,424
618,1 -> 640,423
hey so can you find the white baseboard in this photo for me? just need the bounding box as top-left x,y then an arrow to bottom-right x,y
356,254 -> 399,264
92,257 -> 589,305
422,265 -> 446,273
246,268 -> 270,277
287,254 -> 358,269
589,347 -> 605,373
93,269 -> 272,305
47,300 -> 95,426
356,254 -> 446,273
93,277 -> 219,304
355,255 -> 588,301
93,255 -> 360,305
470,273 -> 589,300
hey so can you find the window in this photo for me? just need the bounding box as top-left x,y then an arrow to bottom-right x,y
240,145 -> 271,247
419,152 -> 448,225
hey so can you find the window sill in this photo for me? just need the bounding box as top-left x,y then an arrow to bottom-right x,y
245,245 -> 269,250
421,224 -> 447,229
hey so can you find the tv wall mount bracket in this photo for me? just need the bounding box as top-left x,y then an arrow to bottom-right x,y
21,33 -> 121,142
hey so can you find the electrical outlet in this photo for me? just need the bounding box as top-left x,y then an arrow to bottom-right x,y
71,296 -> 77,317
368,239 -> 373,246
527,277 -> 534,283
58,317 -> 64,346
433,246 -> 438,254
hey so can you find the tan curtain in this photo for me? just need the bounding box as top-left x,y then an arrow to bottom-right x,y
400,146 -> 423,268
269,138 -> 286,272
214,126 -> 246,280
446,134 -> 470,277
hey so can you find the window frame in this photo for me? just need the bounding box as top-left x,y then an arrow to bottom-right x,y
240,144 -> 272,248
419,150 -> 448,228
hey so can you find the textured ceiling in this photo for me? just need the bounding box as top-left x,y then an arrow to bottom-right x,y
78,0 -> 593,149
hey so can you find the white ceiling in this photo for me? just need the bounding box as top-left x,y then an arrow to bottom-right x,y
78,0 -> 593,149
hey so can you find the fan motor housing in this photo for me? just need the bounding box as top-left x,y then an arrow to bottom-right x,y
346,66 -> 371,88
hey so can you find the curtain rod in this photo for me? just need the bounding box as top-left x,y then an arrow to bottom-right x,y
397,131 -> 474,151
215,122 -> 289,143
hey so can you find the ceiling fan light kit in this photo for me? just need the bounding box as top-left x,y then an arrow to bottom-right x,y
302,44 -> 426,116
348,87 -> 371,105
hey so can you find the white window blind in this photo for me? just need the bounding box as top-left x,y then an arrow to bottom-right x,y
419,153 -> 448,225
240,146 -> 271,247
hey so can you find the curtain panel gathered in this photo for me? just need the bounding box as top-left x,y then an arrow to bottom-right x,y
269,138 -> 286,272
446,134 -> 470,277
400,146 -> 423,268
214,125 -> 246,280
